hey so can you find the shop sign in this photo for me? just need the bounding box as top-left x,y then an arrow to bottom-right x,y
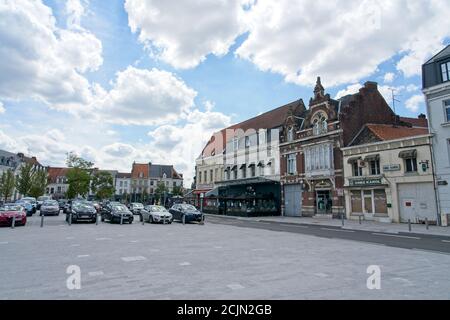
349,177 -> 382,187
382,164 -> 400,171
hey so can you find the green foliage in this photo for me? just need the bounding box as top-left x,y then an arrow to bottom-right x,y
29,170 -> 48,199
15,163 -> 34,196
65,153 -> 93,199
91,171 -> 115,200
0,170 -> 15,201
172,185 -> 183,196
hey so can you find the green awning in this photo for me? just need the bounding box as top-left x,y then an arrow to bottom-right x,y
347,156 -> 361,164
364,154 -> 380,161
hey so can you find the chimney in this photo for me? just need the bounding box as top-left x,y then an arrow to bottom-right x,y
17,152 -> 24,159
418,113 -> 426,119
363,81 -> 378,90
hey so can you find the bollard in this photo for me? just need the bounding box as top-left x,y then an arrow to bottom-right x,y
182,214 -> 186,225
40,214 -> 44,228
69,213 -> 72,226
95,213 -> 98,225
163,216 -> 166,225
120,214 -> 123,225
200,214 -> 205,225
11,215 -> 16,229
358,215 -> 362,225
425,218 -> 429,230
341,213 -> 345,226
141,214 -> 145,225
408,219 -> 411,232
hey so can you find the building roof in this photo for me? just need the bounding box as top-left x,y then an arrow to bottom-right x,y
47,167 -> 70,184
116,172 -> 131,179
424,45 -> 450,65
200,100 -> 303,158
399,116 -> 428,128
365,124 -> 429,141
131,163 -> 149,179
131,163 -> 183,180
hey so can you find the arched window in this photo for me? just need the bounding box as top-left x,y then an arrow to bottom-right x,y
311,112 -> 328,135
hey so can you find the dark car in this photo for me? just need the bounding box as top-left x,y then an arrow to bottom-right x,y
21,197 -> 37,213
66,201 -> 97,223
0,204 -> 27,227
101,203 -> 133,224
58,199 -> 67,211
16,200 -> 34,216
40,200 -> 60,216
169,204 -> 203,223
129,202 -> 145,215
37,195 -> 52,210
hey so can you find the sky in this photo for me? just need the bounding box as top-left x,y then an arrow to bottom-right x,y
0,0 -> 449,187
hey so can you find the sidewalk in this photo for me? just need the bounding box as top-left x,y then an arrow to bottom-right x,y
206,214 -> 450,237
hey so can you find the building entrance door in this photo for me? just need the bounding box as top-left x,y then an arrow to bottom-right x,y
316,190 -> 332,214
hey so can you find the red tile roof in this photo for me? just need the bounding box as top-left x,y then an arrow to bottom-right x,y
366,124 -> 429,141
47,167 -> 69,184
400,116 -> 428,128
131,163 -> 149,179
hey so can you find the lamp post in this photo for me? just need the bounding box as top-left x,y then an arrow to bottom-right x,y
200,193 -> 204,213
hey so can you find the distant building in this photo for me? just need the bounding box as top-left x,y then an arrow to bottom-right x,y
422,45 -> 450,226
342,124 -> 435,223
46,167 -> 69,199
115,172 -> 131,199
0,150 -> 44,200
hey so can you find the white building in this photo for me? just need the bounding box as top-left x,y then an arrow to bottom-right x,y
423,45 -> 450,226
115,172 -> 131,198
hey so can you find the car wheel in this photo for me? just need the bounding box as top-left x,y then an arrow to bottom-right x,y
101,215 -> 105,222
149,216 -> 153,224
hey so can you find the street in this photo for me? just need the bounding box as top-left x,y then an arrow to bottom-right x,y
1,214 -> 449,299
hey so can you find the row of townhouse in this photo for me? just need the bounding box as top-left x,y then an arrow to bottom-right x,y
0,150 -> 45,201
46,162 -> 183,201
194,76 -> 441,224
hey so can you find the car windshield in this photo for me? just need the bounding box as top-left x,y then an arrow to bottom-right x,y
179,204 -> 196,211
151,206 -> 166,212
22,198 -> 36,203
43,200 -> 58,206
73,203 -> 94,210
0,205 -> 21,211
112,205 -> 128,212
132,203 -> 144,208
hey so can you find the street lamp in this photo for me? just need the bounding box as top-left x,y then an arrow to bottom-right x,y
200,192 -> 204,213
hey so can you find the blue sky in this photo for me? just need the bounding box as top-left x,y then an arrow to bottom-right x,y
0,0 -> 449,184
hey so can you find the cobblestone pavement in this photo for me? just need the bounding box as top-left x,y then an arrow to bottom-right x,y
1,214 -> 449,299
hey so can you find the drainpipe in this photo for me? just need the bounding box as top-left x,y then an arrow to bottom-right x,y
425,96 -> 442,226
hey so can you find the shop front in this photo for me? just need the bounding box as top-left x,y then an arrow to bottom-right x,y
205,177 -> 281,217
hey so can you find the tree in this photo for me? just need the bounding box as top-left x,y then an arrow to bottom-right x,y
172,185 -> 183,196
29,170 -> 48,199
154,182 -> 169,205
66,153 -> 93,199
0,170 -> 15,202
16,163 -> 34,197
91,171 -> 115,200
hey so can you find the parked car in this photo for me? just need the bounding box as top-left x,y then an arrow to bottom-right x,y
101,203 -> 133,224
58,199 -> 67,211
66,201 -> 97,223
129,202 -> 145,215
169,204 -> 203,223
40,200 -> 60,216
21,197 -> 37,213
91,201 -> 101,213
15,200 -> 34,216
0,203 -> 27,227
143,205 -> 173,224
37,195 -> 52,210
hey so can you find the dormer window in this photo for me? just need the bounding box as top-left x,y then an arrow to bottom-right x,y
312,112 -> 328,135
441,61 -> 450,82
287,127 -> 294,142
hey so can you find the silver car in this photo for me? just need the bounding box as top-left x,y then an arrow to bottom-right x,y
40,200 -> 60,216
143,205 -> 173,224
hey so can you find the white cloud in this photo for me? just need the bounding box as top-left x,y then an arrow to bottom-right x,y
235,0 -> 450,87
93,66 -> 197,126
65,0 -> 88,29
124,0 -> 247,69
383,72 -> 395,83
334,83 -> 362,99
0,101 -> 4,114
0,0 -> 102,108
102,143 -> 136,157
405,94 -> 424,113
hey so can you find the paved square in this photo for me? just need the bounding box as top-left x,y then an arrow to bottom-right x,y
0,215 -> 449,299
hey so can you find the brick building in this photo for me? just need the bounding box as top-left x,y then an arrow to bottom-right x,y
279,78 -> 423,217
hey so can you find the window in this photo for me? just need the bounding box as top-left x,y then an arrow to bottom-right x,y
226,169 -> 230,180
241,167 -> 247,178
448,139 -> 450,165
250,165 -> 256,177
370,160 -> 380,175
245,136 -> 250,148
215,168 -> 219,181
210,170 -> 213,182
119,181 -> 123,187
405,157 -> 418,173
233,169 -> 237,180
441,61 -> 450,82
445,100 -> 450,122
305,144 -> 332,172
287,154 -> 296,175
353,162 -> 362,176
198,171 -> 202,183
312,112 -> 328,135
204,171 -> 207,182
173,181 -> 176,187
287,127 -> 294,142
233,137 -> 239,151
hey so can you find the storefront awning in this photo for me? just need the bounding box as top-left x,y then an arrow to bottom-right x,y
248,163 -> 255,167
347,156 -> 361,164
205,187 -> 219,197
364,154 -> 380,161
231,165 -> 237,171
239,163 -> 246,169
257,161 -> 265,167
399,149 -> 417,159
